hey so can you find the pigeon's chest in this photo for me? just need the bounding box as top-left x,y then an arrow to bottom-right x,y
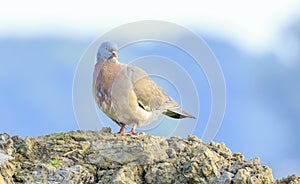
95,61 -> 122,114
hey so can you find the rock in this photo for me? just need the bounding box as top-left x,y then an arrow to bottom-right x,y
87,134 -> 169,170
145,162 -> 177,184
275,174 -> 300,184
0,133 -> 14,156
0,151 -> 15,184
233,168 -> 250,184
0,129 -> 297,183
215,171 -> 235,184
0,153 -> 13,165
0,174 -> 5,184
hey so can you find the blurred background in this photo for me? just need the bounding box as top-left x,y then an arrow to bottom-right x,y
0,0 -> 299,179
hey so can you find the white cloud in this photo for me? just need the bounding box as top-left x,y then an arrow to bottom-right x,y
1,0 -> 300,63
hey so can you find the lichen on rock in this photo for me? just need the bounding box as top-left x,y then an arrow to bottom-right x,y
0,128 -> 298,184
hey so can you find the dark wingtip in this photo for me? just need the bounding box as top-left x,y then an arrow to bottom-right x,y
163,109 -> 197,119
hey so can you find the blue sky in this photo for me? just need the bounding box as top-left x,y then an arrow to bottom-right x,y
0,0 -> 300,179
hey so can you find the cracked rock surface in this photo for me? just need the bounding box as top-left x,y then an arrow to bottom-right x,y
0,128 -> 298,184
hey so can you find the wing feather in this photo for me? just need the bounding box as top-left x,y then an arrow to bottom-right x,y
126,65 -> 179,112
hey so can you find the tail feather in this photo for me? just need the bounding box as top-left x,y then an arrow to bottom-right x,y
163,108 -> 196,119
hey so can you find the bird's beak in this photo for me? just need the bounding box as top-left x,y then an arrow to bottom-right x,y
112,51 -> 118,59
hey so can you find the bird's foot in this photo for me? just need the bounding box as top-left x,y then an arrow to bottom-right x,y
117,125 -> 138,135
124,130 -> 138,135
119,127 -> 138,135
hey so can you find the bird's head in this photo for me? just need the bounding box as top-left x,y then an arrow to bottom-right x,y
97,41 -> 118,61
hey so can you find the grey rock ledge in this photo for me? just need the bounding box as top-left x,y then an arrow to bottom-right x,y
0,128 -> 298,184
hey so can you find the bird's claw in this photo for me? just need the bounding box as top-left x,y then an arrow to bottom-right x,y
117,125 -> 138,135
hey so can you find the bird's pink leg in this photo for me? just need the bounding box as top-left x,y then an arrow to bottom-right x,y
118,124 -> 126,134
124,125 -> 138,135
129,127 -> 138,135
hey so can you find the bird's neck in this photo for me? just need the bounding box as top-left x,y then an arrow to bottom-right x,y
97,58 -> 119,64
111,58 -> 119,63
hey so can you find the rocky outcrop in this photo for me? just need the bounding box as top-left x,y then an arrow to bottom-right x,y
0,128 -> 298,183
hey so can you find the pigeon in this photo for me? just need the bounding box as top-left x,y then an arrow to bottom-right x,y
93,41 -> 196,135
